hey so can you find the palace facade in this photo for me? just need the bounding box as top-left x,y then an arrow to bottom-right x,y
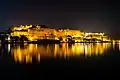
10,25 -> 84,42
9,25 -> 110,42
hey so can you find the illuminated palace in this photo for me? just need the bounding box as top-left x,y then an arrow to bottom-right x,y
9,25 -> 110,42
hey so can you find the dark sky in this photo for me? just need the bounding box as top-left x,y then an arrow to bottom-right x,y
0,0 -> 120,38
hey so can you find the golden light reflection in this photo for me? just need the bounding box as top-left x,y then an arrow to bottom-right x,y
11,43 -> 111,64
117,42 -> 120,51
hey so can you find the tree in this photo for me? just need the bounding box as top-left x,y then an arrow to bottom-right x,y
20,35 -> 29,41
59,37 -> 63,41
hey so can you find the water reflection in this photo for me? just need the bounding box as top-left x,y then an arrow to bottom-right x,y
10,43 -> 112,64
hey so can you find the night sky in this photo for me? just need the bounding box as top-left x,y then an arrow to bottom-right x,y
0,0 -> 120,39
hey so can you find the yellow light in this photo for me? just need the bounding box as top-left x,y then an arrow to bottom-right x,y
28,37 -> 34,41
10,43 -> 112,63
55,37 -> 59,40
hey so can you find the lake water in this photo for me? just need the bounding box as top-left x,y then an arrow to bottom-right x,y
0,43 -> 120,78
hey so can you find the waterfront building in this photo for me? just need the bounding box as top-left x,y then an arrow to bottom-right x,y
56,29 -> 84,42
0,31 -> 10,43
8,24 -> 110,42
28,25 -> 58,41
84,32 -> 110,41
10,25 -> 58,41
10,25 -> 84,42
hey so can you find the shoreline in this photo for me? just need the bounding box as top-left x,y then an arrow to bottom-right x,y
0,41 -> 114,44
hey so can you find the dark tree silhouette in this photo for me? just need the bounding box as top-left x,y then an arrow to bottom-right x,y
11,36 -> 19,42
20,35 -> 29,42
59,37 -> 63,41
